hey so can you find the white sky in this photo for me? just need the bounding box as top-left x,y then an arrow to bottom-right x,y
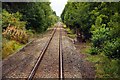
50,0 -> 68,16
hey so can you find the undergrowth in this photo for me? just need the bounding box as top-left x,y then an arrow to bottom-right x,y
86,49 -> 120,78
79,42 -> 120,78
2,38 -> 24,59
63,25 -> 76,39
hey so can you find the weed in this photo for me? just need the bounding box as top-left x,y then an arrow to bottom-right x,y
2,38 -> 24,59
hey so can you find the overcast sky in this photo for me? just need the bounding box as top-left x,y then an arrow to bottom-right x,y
50,0 -> 68,16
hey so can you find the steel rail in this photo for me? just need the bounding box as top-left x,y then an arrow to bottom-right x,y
59,26 -> 64,80
27,27 -> 57,80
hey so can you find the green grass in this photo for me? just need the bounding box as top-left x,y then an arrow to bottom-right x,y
86,52 -> 120,78
79,42 -> 120,78
79,41 -> 91,55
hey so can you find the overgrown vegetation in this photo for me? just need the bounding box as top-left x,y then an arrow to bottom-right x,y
63,24 -> 76,39
2,2 -> 59,59
2,10 -> 28,44
86,54 -> 120,78
61,2 -> 120,78
2,2 -> 58,33
2,38 -> 24,59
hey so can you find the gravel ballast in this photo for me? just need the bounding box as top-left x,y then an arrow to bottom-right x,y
2,26 -> 95,79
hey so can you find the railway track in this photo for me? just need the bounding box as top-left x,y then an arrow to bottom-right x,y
28,23 -> 64,80
2,23 -> 83,79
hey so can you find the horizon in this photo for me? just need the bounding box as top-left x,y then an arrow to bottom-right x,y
50,0 -> 68,17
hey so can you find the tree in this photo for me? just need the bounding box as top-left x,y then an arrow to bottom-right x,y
61,2 -> 120,59
2,2 -> 58,33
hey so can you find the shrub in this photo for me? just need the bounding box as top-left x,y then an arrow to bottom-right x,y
2,26 -> 28,44
2,10 -> 29,44
90,27 -> 110,55
103,38 -> 120,59
2,9 -> 26,29
86,54 -> 120,78
89,47 -> 99,55
91,27 -> 110,48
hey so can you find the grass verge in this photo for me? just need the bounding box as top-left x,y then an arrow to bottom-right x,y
86,54 -> 120,78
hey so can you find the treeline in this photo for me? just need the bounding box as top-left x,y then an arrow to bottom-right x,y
2,2 -> 58,42
61,2 -> 120,78
61,2 -> 120,59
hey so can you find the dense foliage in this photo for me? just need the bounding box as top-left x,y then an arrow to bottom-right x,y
2,2 -> 58,33
61,2 -> 120,59
61,2 -> 120,78
2,2 -> 58,43
2,9 -> 28,44
2,2 -> 58,59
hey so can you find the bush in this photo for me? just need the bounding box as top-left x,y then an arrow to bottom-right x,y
2,9 -> 26,29
96,57 -> 120,78
2,10 -> 29,44
2,26 -> 28,44
90,27 -> 110,55
86,54 -> 120,78
89,47 -> 99,55
103,38 -> 120,59
91,27 -> 110,48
